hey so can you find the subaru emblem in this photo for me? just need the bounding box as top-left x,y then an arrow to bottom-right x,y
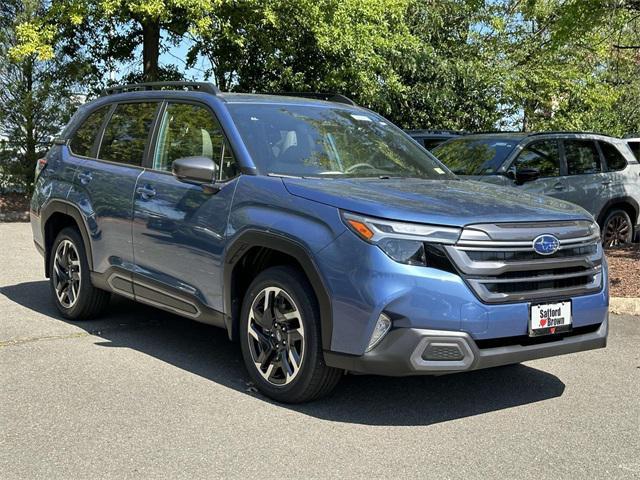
532,234 -> 560,255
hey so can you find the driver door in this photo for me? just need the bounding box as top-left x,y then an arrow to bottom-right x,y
509,139 -> 566,197
131,101 -> 239,316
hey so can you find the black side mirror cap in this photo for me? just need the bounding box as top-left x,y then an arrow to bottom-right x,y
514,167 -> 540,185
172,156 -> 218,184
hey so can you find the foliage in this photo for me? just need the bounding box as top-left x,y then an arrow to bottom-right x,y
0,0 -> 82,194
5,0 -> 640,139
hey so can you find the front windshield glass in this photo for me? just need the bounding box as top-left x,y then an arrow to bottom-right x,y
227,104 -> 455,179
433,137 -> 519,175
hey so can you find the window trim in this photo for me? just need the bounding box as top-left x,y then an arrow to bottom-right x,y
507,138 -> 562,180
145,99 -> 241,181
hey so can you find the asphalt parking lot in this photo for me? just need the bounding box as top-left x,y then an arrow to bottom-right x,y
1,222 -> 639,479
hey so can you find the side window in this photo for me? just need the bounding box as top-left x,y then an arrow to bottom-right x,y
69,105 -> 110,157
564,140 -> 601,175
628,141 -> 640,161
153,103 -> 239,179
512,140 -> 560,177
599,142 -> 627,171
98,102 -> 157,166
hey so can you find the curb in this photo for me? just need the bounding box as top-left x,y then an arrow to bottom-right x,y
610,297 -> 640,316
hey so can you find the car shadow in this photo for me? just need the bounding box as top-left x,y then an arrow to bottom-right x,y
1,280 -> 566,426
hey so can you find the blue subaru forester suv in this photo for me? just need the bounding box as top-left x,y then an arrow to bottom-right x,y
31,82 -> 608,403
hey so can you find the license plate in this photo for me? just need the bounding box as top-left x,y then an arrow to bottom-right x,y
530,301 -> 572,336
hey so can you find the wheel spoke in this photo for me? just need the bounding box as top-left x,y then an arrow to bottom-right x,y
281,350 -> 294,379
256,347 -> 275,370
288,348 -> 301,372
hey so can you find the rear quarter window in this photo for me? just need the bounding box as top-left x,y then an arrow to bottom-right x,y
68,105 -> 110,157
627,141 -> 640,162
599,141 -> 627,171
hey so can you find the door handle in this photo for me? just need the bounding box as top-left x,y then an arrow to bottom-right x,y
136,185 -> 156,199
552,183 -> 565,190
78,172 -> 92,185
601,180 -> 612,186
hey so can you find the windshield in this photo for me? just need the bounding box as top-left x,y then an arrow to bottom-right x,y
433,137 -> 519,175
227,104 -> 455,179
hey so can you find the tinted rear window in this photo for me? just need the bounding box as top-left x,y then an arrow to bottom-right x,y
69,105 -> 110,157
564,140 -> 601,175
98,102 -> 158,166
599,141 -> 627,171
627,141 -> 640,161
432,138 -> 519,175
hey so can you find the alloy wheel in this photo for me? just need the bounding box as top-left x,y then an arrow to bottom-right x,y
53,239 -> 82,308
247,287 -> 305,386
603,214 -> 631,248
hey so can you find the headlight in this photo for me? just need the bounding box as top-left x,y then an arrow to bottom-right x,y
341,211 -> 461,267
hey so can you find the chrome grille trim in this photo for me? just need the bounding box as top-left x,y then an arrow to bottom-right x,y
448,221 -> 603,303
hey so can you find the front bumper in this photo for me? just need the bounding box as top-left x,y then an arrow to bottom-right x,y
324,315 -> 608,376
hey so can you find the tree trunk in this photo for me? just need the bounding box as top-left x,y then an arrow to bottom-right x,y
21,58 -> 37,192
141,18 -> 160,82
23,59 -> 36,167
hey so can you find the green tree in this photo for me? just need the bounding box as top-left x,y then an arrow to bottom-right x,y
10,0 -> 216,82
0,0 -> 81,193
192,0 -> 419,117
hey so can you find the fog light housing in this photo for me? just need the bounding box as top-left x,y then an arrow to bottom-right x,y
366,313 -> 392,352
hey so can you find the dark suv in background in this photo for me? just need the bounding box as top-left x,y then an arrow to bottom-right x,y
433,132 -> 640,247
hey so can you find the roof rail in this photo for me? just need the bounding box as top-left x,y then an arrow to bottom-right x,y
101,81 -> 220,96
526,130 -> 617,138
406,129 -> 465,136
278,92 -> 357,106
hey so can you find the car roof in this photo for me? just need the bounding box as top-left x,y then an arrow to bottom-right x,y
96,82 -> 361,110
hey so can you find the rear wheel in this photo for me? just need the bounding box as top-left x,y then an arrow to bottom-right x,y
49,227 -> 110,319
239,266 -> 341,403
602,209 -> 633,248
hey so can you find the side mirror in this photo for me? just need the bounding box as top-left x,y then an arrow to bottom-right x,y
514,167 -> 540,185
172,156 -> 218,184
47,135 -> 66,145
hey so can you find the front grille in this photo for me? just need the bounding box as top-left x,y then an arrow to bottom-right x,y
466,244 -> 597,262
445,221 -> 604,303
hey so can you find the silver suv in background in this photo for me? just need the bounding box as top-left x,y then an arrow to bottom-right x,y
433,132 -> 640,247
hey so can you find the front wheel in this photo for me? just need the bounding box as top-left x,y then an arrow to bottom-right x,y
239,266 -> 341,403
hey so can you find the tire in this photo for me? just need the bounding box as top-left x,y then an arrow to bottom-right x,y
49,227 -> 110,320
239,266 -> 341,403
601,209 -> 633,248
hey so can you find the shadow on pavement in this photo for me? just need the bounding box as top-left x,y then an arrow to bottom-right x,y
1,280 -> 566,426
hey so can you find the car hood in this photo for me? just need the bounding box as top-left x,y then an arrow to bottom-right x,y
282,177 -> 592,227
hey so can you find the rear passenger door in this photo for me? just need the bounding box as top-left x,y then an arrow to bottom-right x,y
560,139 -> 608,216
72,101 -> 158,277
131,101 -> 240,316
